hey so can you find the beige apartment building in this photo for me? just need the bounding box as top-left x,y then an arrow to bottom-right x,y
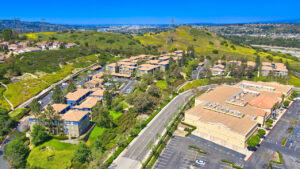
184,81 -> 293,154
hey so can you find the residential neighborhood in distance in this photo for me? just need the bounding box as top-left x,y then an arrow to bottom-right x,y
1,1 -> 300,169
0,40 -> 78,61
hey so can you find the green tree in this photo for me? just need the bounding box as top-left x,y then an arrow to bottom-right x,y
134,81 -> 147,92
153,69 -> 164,80
142,73 -> 154,85
98,52 -> 109,66
283,100 -> 290,107
0,108 -> 16,136
2,29 -> 13,41
30,98 -> 41,119
40,105 -> 62,135
92,102 -> 113,128
187,46 -> 195,58
103,89 -> 113,109
74,142 -> 91,163
257,129 -> 266,138
67,80 -> 77,93
52,85 -> 65,104
148,85 -> 160,97
30,124 -> 50,146
246,134 -> 260,149
133,93 -> 154,113
112,98 -> 123,112
4,138 -> 29,168
255,54 -> 261,70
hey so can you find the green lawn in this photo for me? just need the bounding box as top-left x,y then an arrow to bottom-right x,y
0,87 -> 10,110
179,79 -> 209,92
121,101 -> 129,109
289,74 -> 300,87
155,80 -> 168,90
86,126 -> 105,146
9,108 -> 26,119
109,110 -> 123,120
27,139 -> 77,169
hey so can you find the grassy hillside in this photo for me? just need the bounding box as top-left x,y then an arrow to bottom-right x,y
135,25 -> 300,65
0,30 -> 160,110
134,25 -> 257,60
24,31 -> 158,54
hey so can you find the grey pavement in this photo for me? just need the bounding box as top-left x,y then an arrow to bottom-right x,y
110,85 -> 216,169
0,137 -> 10,169
119,79 -> 136,94
245,100 -> 300,169
191,60 -> 209,80
154,135 -> 245,169
0,116 -> 29,169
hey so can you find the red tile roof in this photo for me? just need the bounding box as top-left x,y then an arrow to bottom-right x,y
249,95 -> 279,109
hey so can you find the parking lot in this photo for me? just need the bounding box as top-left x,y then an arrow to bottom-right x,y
154,135 -> 245,169
245,100 -> 300,169
155,100 -> 300,169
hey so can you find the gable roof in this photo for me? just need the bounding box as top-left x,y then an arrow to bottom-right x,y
62,110 -> 89,122
66,89 -> 91,101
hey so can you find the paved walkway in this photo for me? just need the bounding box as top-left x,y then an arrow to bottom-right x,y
0,82 -> 14,110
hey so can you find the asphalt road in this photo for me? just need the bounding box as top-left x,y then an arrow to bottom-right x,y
0,138 -> 9,169
0,117 -> 29,169
245,100 -> 300,169
119,80 -> 136,94
191,60 -> 208,79
110,85 -> 216,169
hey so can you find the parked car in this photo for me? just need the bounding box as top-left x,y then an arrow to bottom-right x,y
194,160 -> 206,166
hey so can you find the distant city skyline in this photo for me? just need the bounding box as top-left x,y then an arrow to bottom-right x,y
1,0 -> 300,25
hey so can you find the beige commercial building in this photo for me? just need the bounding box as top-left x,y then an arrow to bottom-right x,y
184,81 -> 293,154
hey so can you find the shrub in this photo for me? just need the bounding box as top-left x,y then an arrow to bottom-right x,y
212,49 -> 219,54
258,129 -> 266,137
281,138 -> 287,146
30,125 -> 50,146
51,134 -> 68,140
73,142 -> 91,163
247,134 -> 260,148
283,100 -> 290,107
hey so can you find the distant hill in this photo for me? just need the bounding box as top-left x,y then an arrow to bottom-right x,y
134,25 -> 258,60
0,19 -> 100,33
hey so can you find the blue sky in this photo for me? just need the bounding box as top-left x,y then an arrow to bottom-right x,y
1,0 -> 299,24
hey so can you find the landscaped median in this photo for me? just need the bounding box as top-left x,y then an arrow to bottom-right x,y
221,159 -> 243,169
281,138 -> 287,146
189,145 -> 207,154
